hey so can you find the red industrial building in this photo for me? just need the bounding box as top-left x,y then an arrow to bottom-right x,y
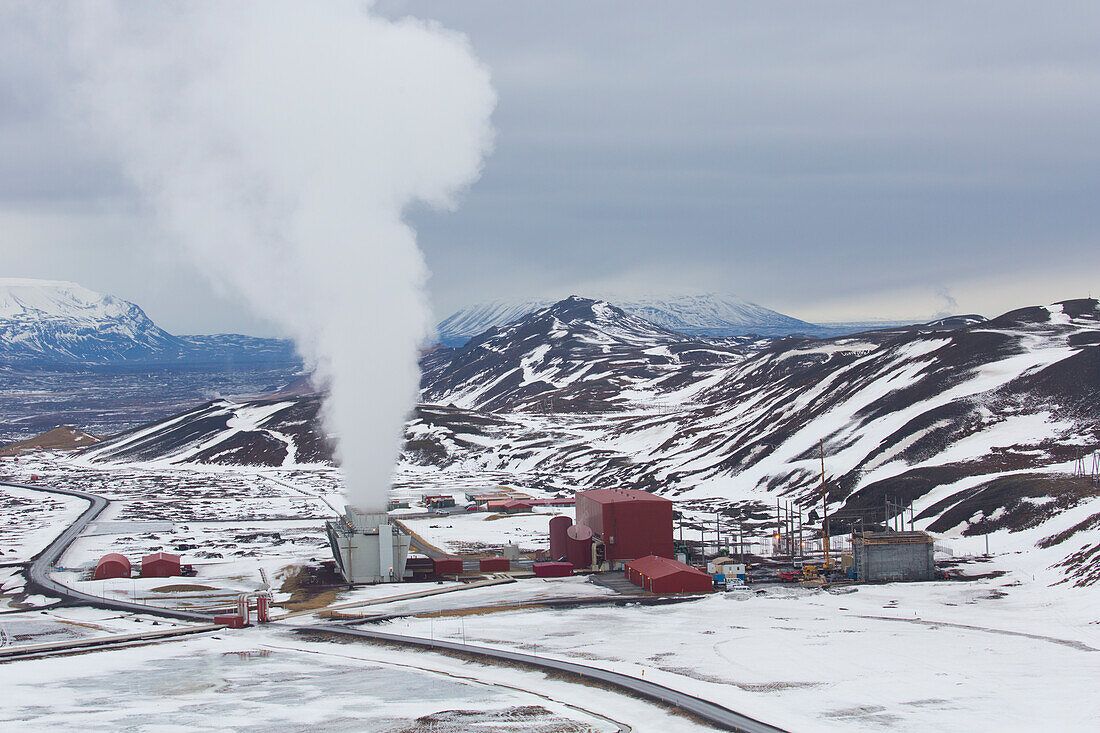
140,552 -> 181,578
433,557 -> 464,575
479,557 -> 510,572
625,555 -> 712,594
575,489 -> 674,565
94,553 -> 131,580
534,561 -> 573,577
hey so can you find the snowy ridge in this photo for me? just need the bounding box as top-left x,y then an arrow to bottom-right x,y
436,292 -> 826,346
422,296 -> 759,412
79,397 -> 332,467
0,278 -> 297,365
0,278 -> 182,363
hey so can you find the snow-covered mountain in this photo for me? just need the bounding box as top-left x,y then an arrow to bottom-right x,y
78,295 -> 1100,585
423,296 -> 758,412
0,278 -> 296,365
0,278 -> 183,363
435,292 -> 825,346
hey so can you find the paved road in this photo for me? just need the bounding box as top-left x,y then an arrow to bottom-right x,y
297,624 -> 788,733
3,480 -> 213,622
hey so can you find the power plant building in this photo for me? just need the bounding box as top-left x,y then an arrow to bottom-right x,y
853,531 -> 935,582
327,506 -> 411,584
575,489 -> 674,566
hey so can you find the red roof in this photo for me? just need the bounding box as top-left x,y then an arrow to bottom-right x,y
626,555 -> 708,580
577,489 -> 672,505
142,551 -> 180,564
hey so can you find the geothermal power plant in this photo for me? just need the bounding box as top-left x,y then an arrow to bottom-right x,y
324,486 -> 938,591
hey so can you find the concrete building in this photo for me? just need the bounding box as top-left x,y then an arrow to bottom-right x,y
853,531 -> 935,582
326,506 -> 411,584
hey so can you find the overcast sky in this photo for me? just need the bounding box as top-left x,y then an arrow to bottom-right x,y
3,1 -> 1099,335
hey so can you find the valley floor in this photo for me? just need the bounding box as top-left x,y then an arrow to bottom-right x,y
1,454 -> 1098,731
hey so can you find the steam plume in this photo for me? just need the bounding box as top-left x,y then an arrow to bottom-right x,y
62,2 -> 495,510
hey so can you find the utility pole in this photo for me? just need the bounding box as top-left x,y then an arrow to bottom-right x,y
796,504 -> 803,563
821,440 -> 831,571
775,497 -> 781,557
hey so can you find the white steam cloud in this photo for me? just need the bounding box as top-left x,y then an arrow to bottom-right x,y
58,2 -> 495,510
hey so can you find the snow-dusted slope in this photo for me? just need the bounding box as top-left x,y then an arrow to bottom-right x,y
0,278 -> 297,365
423,296 -> 757,412
0,278 -> 182,363
436,292 -> 822,346
608,292 -> 818,337
80,397 -> 331,466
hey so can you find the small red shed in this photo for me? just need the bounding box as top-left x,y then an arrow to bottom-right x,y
434,556 -> 464,575
533,561 -> 573,578
214,613 -> 246,629
479,557 -> 510,572
141,551 -> 181,578
625,555 -> 712,594
94,553 -> 131,580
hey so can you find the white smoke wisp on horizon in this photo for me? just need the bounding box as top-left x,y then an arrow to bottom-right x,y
61,2 -> 495,511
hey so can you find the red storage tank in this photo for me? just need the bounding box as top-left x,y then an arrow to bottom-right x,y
548,516 -> 572,561
625,555 -> 712,594
533,561 -> 573,577
434,557 -> 464,575
575,489 -> 674,563
479,557 -> 510,572
566,524 -> 594,569
140,552 -> 181,578
94,553 -> 131,580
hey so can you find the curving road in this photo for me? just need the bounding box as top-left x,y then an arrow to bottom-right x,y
296,624 -> 788,733
5,478 -> 784,730
3,480 -> 213,622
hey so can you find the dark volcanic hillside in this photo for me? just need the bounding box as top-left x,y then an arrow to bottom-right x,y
422,296 -> 758,412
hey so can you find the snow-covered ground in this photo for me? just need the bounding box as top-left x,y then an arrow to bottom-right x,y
0,627 -> 706,732
0,482 -> 86,563
376,567 -> 1100,731
2,447 -> 1098,731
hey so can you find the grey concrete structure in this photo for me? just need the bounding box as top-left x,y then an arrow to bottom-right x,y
853,531 -> 935,582
326,506 -> 411,584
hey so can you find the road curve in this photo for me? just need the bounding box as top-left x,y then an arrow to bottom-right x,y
3,480 -> 213,622
296,624 -> 788,733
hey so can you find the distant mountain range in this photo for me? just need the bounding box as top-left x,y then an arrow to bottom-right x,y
435,292 -> 925,346
0,278 -> 298,366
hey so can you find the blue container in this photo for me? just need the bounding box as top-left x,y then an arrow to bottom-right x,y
712,573 -> 726,582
